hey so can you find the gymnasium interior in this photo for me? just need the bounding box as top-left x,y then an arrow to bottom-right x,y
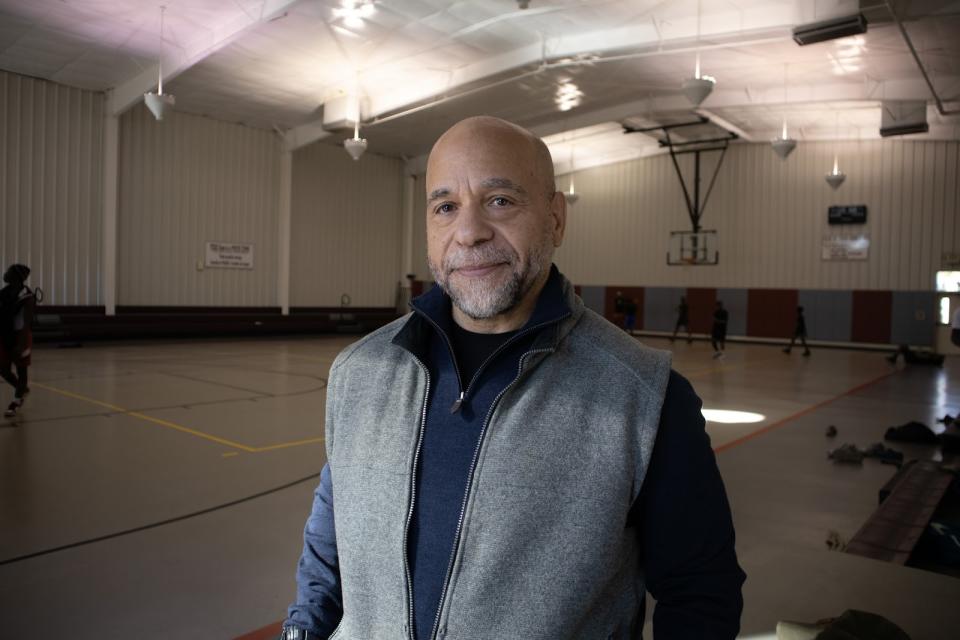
1,1 -> 959,638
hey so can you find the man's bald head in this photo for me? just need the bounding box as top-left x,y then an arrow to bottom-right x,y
423,116 -> 567,332
428,116 -> 556,200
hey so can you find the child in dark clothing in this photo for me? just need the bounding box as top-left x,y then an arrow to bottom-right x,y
783,306 -> 811,356
1,264 -> 36,417
711,300 -> 728,359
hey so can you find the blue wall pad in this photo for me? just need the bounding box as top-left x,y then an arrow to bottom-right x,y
578,285 -> 606,317
890,291 -> 936,347
717,288 -> 748,336
799,290 -> 852,342
643,287 -> 686,332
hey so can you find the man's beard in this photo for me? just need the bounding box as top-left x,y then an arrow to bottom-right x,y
429,236 -> 552,321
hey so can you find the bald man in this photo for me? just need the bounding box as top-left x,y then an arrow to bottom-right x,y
280,117 -> 744,640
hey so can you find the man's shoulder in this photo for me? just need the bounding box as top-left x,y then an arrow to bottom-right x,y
566,308 -> 672,391
330,313 -> 410,374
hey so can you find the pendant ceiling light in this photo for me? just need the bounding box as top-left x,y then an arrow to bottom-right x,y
682,1 -> 715,107
144,6 -> 175,121
563,140 -> 579,204
825,111 -> 846,188
344,119 -> 367,161
771,64 -> 797,159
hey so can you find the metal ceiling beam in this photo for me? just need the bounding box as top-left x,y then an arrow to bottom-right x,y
283,2 -> 804,151
623,118 -> 708,134
106,0 -> 302,116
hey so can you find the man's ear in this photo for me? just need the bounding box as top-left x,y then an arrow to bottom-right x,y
549,190 -> 567,248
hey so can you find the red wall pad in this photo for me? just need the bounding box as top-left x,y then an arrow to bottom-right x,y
851,290 -> 893,344
604,286 -> 645,329
685,288 -> 717,334
746,289 -> 799,339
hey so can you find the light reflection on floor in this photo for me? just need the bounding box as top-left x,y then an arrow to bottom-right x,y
703,408 -> 766,423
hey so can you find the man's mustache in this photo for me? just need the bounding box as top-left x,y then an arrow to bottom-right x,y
443,247 -> 516,273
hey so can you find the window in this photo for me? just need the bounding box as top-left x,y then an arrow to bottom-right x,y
941,296 -> 951,325
936,271 -> 960,292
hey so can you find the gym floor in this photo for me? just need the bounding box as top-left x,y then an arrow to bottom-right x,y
1,334 -> 958,639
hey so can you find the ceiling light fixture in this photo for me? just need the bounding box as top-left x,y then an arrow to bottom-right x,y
771,64 -> 796,159
344,119 -> 367,161
143,6 -> 175,121
681,0 -> 715,107
333,0 -> 376,29
825,111 -> 846,188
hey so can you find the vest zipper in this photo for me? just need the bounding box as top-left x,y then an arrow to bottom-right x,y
403,355 -> 432,640
428,345 -> 556,640
450,314 -> 569,413
403,307 -> 570,639
412,314 -> 465,413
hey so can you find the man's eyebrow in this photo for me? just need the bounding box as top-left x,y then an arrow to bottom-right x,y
428,179 -> 529,202
428,188 -> 451,202
481,177 -> 528,196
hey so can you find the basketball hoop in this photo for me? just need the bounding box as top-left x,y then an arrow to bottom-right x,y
667,230 -> 719,266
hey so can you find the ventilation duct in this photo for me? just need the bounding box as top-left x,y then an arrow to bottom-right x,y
793,13 -> 867,46
880,100 -> 929,137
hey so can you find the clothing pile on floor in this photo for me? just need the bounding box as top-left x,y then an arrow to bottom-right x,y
827,442 -> 903,465
825,414 -> 960,465
885,416 -> 960,453
777,609 -> 910,639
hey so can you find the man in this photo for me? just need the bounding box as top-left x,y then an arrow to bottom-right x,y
281,117 -> 745,640
782,305 -> 811,357
0,264 -> 35,418
671,295 -> 692,343
711,300 -> 728,359
624,297 -> 638,333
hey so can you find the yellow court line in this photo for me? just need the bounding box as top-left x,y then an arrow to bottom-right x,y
254,436 -> 325,452
32,382 -> 128,413
32,382 -> 257,453
127,410 -> 258,452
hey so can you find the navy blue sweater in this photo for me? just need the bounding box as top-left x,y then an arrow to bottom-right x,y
286,268 -> 745,639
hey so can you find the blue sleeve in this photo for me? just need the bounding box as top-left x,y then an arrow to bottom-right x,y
285,463 -> 343,637
632,370 -> 746,639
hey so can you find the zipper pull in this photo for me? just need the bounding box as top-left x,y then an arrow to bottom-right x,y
450,391 -> 465,414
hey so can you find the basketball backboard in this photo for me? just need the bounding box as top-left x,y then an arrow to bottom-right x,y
667,230 -> 719,265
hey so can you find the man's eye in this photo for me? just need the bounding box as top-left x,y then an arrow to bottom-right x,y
490,196 -> 512,207
435,203 -> 456,215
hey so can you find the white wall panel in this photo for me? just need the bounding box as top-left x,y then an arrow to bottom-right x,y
0,70 -> 103,305
289,142 -> 403,307
552,140 -> 959,291
117,103 -> 281,307
411,173 -> 430,282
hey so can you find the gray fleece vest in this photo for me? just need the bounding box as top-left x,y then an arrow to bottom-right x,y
325,281 -> 672,640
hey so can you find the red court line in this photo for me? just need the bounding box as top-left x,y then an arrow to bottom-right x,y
713,368 -> 899,454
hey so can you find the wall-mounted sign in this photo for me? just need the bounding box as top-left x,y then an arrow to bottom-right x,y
822,235 -> 869,261
205,242 -> 254,269
828,205 -> 867,225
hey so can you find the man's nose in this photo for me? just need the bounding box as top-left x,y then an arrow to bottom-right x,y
453,201 -> 494,247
